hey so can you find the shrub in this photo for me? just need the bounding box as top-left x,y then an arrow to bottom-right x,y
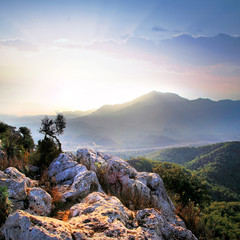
0,186 -> 12,225
33,137 -> 61,170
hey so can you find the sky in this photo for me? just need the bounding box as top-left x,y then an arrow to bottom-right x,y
0,0 -> 240,115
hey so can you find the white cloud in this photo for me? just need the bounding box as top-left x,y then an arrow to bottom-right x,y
0,38 -> 38,51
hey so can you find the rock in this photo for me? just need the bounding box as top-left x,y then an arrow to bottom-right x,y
49,153 -> 103,201
27,187 -> 52,216
0,167 -> 52,215
1,193 -> 197,240
135,208 -> 197,240
69,192 -> 197,239
0,170 -> 27,202
2,210 -> 72,240
4,167 -> 38,188
68,192 -> 150,239
49,153 -> 86,184
29,165 -> 39,173
77,149 -> 179,225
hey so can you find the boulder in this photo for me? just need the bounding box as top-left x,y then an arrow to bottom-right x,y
77,149 -> 179,225
0,170 -> 27,202
4,167 -> 38,188
0,167 -> 52,215
48,153 -> 103,201
2,210 -> 72,240
135,208 -> 197,240
27,187 -> 52,216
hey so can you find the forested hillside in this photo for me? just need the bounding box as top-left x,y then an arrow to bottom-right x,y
141,141 -> 240,201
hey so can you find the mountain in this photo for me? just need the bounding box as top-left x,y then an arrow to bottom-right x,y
64,91 -> 240,149
1,91 -> 240,150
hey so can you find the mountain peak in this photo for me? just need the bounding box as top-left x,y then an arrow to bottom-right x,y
135,91 -> 188,104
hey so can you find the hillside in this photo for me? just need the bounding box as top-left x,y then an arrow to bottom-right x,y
137,141 -> 240,201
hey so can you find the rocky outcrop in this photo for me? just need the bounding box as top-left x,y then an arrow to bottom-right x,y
4,167 -> 38,188
0,167 -> 52,215
1,150 -> 198,239
2,210 -> 72,240
48,153 -> 103,201
2,192 -> 197,240
77,149 -> 180,225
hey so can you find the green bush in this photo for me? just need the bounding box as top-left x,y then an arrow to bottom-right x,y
33,137 -> 61,170
0,185 -> 12,225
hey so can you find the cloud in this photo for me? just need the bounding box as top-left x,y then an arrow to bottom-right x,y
152,26 -> 168,32
51,33 -> 240,67
0,39 -> 38,51
159,33 -> 240,65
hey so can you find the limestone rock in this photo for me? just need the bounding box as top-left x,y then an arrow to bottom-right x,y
2,210 -> 72,240
27,187 -> 52,216
0,167 -> 51,215
2,193 -> 197,240
135,208 -> 197,240
68,192 -> 151,239
4,167 -> 38,188
0,169 -> 27,203
49,153 -> 103,201
77,149 -> 179,225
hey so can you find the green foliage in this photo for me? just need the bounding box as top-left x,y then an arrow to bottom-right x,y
200,202 -> 240,240
0,185 -> 12,225
153,162 -> 209,206
0,122 -> 35,171
33,137 -> 61,170
39,114 -> 66,151
19,127 -> 34,152
143,141 -> 240,202
127,157 -> 154,172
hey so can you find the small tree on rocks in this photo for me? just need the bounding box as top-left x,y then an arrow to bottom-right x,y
39,114 -> 66,152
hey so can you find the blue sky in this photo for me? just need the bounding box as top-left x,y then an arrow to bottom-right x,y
0,0 -> 240,115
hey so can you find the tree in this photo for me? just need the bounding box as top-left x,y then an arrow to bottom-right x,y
153,162 -> 209,206
39,114 -> 66,151
19,127 -> 34,152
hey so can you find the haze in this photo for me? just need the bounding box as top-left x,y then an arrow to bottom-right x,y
0,0 -> 240,115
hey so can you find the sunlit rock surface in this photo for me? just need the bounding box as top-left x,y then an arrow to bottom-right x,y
0,167 -> 51,215
77,148 -> 180,225
48,153 -> 103,201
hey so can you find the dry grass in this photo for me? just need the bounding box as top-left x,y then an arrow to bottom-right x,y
54,210 -> 70,222
0,155 -> 26,172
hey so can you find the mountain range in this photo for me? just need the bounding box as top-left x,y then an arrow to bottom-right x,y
1,91 -> 240,150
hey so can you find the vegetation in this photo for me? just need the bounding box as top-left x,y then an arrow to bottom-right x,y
32,137 -> 61,171
0,185 -> 12,226
0,122 -> 34,171
143,141 -> 240,202
39,114 -> 66,151
29,114 -> 66,172
200,201 -> 240,240
153,162 -> 209,206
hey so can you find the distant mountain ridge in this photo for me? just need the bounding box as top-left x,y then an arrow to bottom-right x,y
1,91 -> 240,150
